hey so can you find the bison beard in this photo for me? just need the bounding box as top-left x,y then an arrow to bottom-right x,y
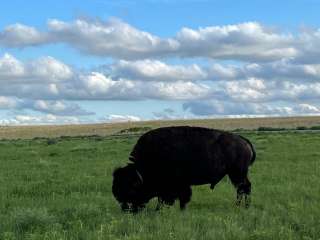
112,126 -> 256,212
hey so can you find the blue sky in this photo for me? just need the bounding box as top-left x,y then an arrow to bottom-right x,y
1,0 -> 320,124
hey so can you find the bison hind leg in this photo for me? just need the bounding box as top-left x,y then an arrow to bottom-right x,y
228,170 -> 252,208
236,179 -> 251,208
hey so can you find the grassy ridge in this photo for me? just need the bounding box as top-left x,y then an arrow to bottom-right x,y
1,116 -> 320,139
0,132 -> 319,239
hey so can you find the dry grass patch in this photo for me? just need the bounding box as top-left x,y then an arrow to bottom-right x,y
1,116 -> 320,139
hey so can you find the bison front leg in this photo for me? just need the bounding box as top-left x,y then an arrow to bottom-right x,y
179,186 -> 192,210
155,197 -> 164,211
156,195 -> 176,211
130,203 -> 146,213
235,192 -> 243,206
244,193 -> 251,208
121,202 -> 131,212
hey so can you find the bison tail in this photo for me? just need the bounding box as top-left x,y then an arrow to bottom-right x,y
249,142 -> 256,165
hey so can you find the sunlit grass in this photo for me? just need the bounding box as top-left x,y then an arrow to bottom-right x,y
0,132 -> 319,239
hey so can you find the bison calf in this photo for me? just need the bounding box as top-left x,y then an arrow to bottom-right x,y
112,126 -> 255,212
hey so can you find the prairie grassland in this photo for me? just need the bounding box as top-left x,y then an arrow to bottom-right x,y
1,116 -> 320,139
0,131 -> 319,239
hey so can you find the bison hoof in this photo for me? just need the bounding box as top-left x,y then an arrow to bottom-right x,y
155,204 -> 163,211
235,194 -> 243,207
235,194 -> 251,208
244,195 -> 251,208
121,203 -> 131,212
180,204 -> 187,210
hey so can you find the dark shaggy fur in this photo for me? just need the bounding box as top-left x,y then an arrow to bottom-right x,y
112,126 -> 256,212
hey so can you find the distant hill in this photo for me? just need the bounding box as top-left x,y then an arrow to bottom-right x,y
1,116 -> 320,140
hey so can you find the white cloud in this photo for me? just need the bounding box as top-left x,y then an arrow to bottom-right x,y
110,59 -> 207,81
0,96 -> 93,116
104,114 -> 141,122
78,72 -> 136,98
2,18 -> 320,124
0,96 -> 19,109
28,56 -> 74,82
61,72 -> 210,100
30,100 -> 94,116
210,78 -> 320,104
0,53 -> 25,78
0,42 -> 320,125
176,22 -> 296,62
294,29 -> 320,64
2,54 -> 320,105
150,81 -> 210,100
108,59 -> 320,83
207,63 -> 245,80
183,100 -> 320,116
1,55 -> 211,101
153,108 -> 184,120
0,24 -> 48,47
0,18 -> 309,62
46,18 -> 179,59
222,78 -> 268,102
0,53 -> 73,83
206,60 -> 320,82
295,103 -> 320,114
0,114 -> 83,125
102,58 -> 320,89
4,18 -> 320,65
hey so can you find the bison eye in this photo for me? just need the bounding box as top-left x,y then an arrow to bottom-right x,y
129,188 -> 136,195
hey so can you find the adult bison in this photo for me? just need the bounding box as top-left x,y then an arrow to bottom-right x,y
112,126 -> 255,212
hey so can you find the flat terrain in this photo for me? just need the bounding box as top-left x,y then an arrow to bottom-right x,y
0,131 -> 319,239
1,116 -> 320,139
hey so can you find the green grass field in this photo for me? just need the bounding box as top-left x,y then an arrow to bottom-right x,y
0,131 -> 319,239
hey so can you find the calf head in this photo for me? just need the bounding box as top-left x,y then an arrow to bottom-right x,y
112,163 -> 146,211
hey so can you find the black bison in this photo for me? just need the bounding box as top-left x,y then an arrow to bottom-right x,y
112,126 -> 255,212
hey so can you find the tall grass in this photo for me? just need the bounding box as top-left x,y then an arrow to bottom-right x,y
0,132 -> 319,239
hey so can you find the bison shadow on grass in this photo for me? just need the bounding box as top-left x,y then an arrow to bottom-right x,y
112,126 -> 256,213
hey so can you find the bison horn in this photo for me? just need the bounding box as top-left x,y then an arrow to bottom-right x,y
135,169 -> 143,184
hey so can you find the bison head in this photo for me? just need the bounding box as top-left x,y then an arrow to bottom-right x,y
112,164 -> 147,212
